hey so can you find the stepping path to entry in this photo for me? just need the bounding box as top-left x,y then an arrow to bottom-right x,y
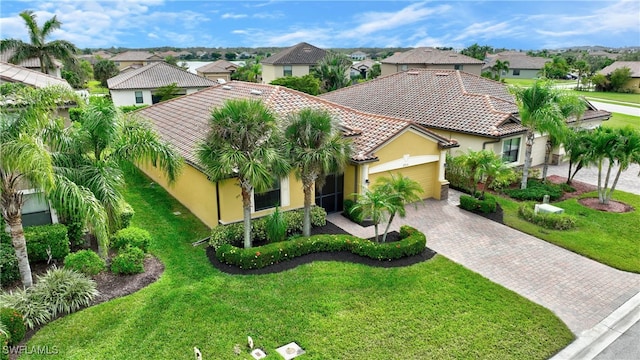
327,190 -> 640,335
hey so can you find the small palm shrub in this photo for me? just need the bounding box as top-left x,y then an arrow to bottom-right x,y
111,246 -> 145,275
0,308 -> 26,346
0,268 -> 98,329
111,227 -> 151,252
265,207 -> 287,243
0,243 -> 20,286
64,250 -> 106,276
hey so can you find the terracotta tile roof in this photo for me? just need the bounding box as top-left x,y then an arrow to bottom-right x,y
483,52 -> 550,70
134,81 -> 457,166
0,62 -> 71,89
195,60 -> 239,73
382,47 -> 483,65
600,61 -> 640,77
261,42 -> 327,65
107,62 -> 218,90
109,51 -> 163,62
321,69 -> 526,138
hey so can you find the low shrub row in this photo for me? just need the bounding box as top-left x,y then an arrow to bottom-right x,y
0,268 -> 98,329
209,206 -> 327,249
505,180 -> 574,202
517,203 -> 577,230
459,194 -> 498,214
216,225 -> 426,270
0,307 -> 26,346
23,224 -> 70,263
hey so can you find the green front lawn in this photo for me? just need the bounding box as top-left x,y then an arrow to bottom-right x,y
574,91 -> 640,106
604,112 -> 640,130
23,169 -> 573,359
497,191 -> 640,273
87,80 -> 109,95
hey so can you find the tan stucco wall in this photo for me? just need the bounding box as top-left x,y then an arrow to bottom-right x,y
199,72 -> 231,82
139,162 -> 219,228
343,164 -> 358,198
261,64 -> 312,84
623,78 -> 640,93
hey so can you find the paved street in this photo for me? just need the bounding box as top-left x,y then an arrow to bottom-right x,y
588,100 -> 640,117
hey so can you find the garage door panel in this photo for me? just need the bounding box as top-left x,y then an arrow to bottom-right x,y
369,162 -> 437,199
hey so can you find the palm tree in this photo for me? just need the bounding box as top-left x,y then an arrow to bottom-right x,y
540,94 -> 586,181
564,128 -> 591,184
374,173 -> 424,243
284,108 -> 351,237
350,189 -> 398,243
314,52 -> 352,92
510,81 -> 583,189
0,10 -> 78,74
491,59 -> 510,81
51,97 -> 182,256
1,85 -> 107,287
197,99 -> 290,248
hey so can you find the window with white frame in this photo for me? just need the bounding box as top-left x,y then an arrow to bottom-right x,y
283,65 -> 292,77
502,137 -> 521,163
135,91 -> 143,104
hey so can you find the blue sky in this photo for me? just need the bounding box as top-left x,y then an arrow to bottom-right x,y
1,1 -> 639,50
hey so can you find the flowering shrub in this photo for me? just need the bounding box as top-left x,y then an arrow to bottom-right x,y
0,307 -> 26,346
216,226 -> 426,269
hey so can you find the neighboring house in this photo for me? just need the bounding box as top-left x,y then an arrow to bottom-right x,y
380,47 -> 484,76
483,52 -> 550,79
0,50 -> 63,78
195,60 -> 239,82
0,62 -> 74,227
321,69 -> 610,167
107,62 -> 218,107
134,81 -> 458,228
261,42 -> 327,84
599,61 -> 640,93
109,51 -> 164,71
350,51 -> 367,61
350,59 -> 377,79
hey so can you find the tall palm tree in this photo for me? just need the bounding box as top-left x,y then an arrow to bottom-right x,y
374,173 -> 424,243
0,10 -> 78,74
1,85 -> 107,287
51,97 -> 182,257
510,81 -> 583,189
284,108 -> 351,237
564,128 -> 591,184
540,94 -> 586,181
197,99 -> 290,248
491,59 -> 510,81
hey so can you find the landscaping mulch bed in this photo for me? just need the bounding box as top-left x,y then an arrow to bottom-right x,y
465,203 -> 504,224
207,221 -> 437,275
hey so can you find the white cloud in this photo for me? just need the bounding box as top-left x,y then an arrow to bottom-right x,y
148,32 -> 159,39
342,2 -> 451,37
221,13 -> 248,19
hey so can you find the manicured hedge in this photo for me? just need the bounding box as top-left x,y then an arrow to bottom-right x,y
64,250 -> 106,276
216,225 -> 427,270
0,242 -> 20,285
111,227 -> 151,252
518,203 -> 577,230
209,206 -> 327,249
24,224 -> 70,263
504,180 -> 574,202
111,246 -> 145,275
459,194 -> 497,214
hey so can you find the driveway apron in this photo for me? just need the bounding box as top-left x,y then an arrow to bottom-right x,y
327,189 -> 640,335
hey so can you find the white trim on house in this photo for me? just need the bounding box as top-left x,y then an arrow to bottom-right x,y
369,154 -> 439,174
250,177 -> 290,213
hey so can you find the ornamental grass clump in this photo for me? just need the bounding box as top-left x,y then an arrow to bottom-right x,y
265,207 -> 287,243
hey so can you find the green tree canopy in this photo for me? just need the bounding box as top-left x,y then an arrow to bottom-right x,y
270,74 -> 321,95
93,59 -> 119,87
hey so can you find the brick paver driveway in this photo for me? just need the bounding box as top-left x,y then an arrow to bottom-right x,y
328,190 -> 640,335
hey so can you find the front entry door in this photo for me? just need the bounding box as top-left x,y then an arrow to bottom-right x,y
315,173 -> 344,213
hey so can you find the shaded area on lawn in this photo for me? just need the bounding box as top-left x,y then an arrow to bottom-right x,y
207,221 -> 437,275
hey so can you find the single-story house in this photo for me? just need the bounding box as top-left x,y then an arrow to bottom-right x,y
109,51 -> 165,71
261,42 -> 327,84
381,47 -> 483,76
483,52 -> 550,79
107,62 -> 218,107
320,69 -> 611,167
599,61 -> 640,93
350,59 -> 377,79
0,50 -> 63,78
134,81 -> 458,228
195,60 -> 239,82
